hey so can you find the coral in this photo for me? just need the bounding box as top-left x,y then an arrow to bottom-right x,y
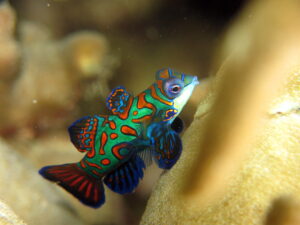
61,31 -> 119,102
140,0 -> 300,224
0,137 -> 124,225
2,20 -> 116,138
0,200 -> 26,225
11,21 -> 76,136
25,134 -> 124,225
0,1 -> 19,80
5,0 -> 300,224
0,138 -> 83,225
11,0 -> 167,32
0,1 -> 20,137
0,6 -> 123,222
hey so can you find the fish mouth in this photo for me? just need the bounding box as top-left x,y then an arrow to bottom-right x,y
193,76 -> 200,85
183,76 -> 199,87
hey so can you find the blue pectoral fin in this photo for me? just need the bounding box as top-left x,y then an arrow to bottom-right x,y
149,124 -> 183,169
103,155 -> 145,194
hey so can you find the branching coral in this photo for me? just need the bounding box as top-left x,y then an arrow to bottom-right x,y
140,0 -> 300,224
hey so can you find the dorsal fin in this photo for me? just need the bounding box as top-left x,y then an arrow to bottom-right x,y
156,68 -> 183,80
68,116 -> 98,154
106,86 -> 133,116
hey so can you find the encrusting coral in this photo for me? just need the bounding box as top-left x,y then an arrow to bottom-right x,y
140,0 -> 300,224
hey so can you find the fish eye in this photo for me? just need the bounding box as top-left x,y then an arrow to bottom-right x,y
164,78 -> 184,99
171,84 -> 181,93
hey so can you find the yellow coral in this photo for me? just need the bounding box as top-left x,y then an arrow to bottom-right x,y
140,0 -> 300,224
0,199 -> 26,225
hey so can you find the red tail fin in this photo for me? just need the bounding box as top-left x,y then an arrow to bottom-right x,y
39,163 -> 105,208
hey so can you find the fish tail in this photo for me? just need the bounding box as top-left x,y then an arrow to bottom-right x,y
39,163 -> 105,208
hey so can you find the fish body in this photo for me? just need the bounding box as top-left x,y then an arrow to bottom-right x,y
39,68 -> 199,208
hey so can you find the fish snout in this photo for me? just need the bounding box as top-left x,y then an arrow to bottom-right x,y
192,76 -> 200,85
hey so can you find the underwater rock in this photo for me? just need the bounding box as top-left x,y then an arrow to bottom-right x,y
140,0 -> 300,225
0,138 -> 84,225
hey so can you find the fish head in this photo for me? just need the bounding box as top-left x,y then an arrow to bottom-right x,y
155,68 -> 199,120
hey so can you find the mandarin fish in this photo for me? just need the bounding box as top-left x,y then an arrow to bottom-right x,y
39,68 -> 199,208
